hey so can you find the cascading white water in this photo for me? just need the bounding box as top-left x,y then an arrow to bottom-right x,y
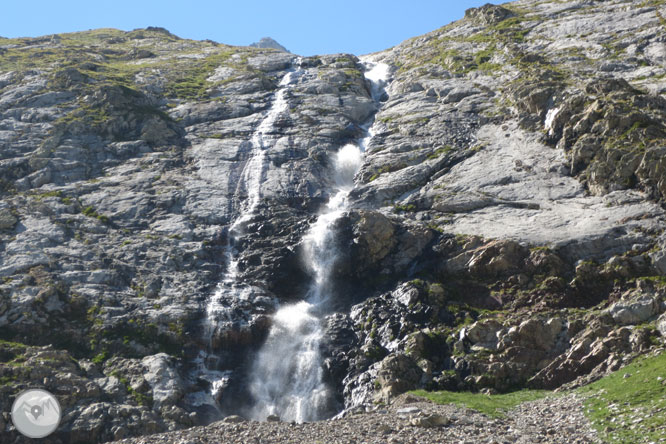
246,144 -> 363,422
236,71 -> 294,226
204,68 -> 297,346
246,59 -> 390,422
189,60 -> 303,411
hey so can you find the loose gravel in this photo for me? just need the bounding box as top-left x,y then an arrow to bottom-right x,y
111,393 -> 601,444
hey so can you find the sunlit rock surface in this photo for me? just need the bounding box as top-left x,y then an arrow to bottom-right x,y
1,0 -> 666,442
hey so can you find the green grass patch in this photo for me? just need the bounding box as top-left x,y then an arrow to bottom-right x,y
634,275 -> 666,288
394,203 -> 417,213
31,190 -> 63,200
91,350 -> 109,365
163,49 -> 243,100
410,389 -> 549,417
577,351 -> 666,444
1,29 -> 255,102
81,205 -> 110,224
0,375 -> 17,385
427,145 -> 455,159
0,338 -> 28,353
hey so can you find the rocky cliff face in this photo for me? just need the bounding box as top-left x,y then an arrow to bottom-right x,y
1,1 -> 666,442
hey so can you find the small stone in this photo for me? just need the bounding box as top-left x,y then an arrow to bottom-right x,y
376,424 -> 393,434
222,415 -> 246,424
266,414 -> 280,422
396,406 -> 421,415
410,414 -> 450,428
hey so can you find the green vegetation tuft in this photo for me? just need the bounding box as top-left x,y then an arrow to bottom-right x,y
0,29 -> 264,104
81,205 -> 111,224
397,9 -> 540,75
577,351 -> 666,444
91,350 -> 109,364
490,16 -> 529,43
110,370 -> 154,407
0,375 -> 17,385
634,275 -> 666,288
427,145 -> 455,159
0,338 -> 28,351
164,49 -> 245,100
31,190 -> 62,200
410,389 -> 549,417
394,203 -> 417,213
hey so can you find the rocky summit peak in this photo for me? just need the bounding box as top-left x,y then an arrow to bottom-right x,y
0,0 -> 665,443
464,3 -> 515,24
249,36 -> 289,52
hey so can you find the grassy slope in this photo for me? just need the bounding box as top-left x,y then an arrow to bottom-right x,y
577,350 -> 666,444
410,388 -> 549,418
0,28 -> 270,101
412,350 -> 666,442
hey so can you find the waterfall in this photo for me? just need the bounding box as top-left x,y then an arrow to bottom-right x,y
206,65 -> 300,344
246,59 -> 390,422
236,69 -> 294,226
189,59 -> 303,412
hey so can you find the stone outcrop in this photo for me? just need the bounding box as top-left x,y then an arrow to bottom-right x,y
464,4 -> 515,25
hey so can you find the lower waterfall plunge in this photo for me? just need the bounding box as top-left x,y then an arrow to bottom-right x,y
246,144 -> 363,422
246,60 -> 389,422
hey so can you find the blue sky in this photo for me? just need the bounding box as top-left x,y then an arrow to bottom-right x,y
1,0 -> 503,56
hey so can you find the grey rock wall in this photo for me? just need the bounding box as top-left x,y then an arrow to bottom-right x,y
2,0 -> 666,441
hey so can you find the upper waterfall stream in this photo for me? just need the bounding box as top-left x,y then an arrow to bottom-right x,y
189,59 -> 305,412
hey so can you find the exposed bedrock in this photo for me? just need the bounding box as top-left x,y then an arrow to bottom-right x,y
2,0 -> 666,441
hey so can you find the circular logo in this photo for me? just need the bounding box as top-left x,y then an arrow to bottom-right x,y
11,389 -> 61,438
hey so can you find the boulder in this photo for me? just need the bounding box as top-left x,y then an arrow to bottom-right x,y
608,295 -> 660,325
528,325 -> 652,389
503,318 -> 558,351
221,415 -> 247,424
68,402 -> 162,443
351,210 -> 396,266
142,353 -> 185,411
140,116 -> 178,145
465,319 -> 503,349
411,414 -> 451,427
657,312 -> 666,337
638,147 -> 666,203
396,406 -> 422,416
466,240 -> 529,278
464,4 -> 515,25
0,208 -> 17,230
375,354 -> 423,398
